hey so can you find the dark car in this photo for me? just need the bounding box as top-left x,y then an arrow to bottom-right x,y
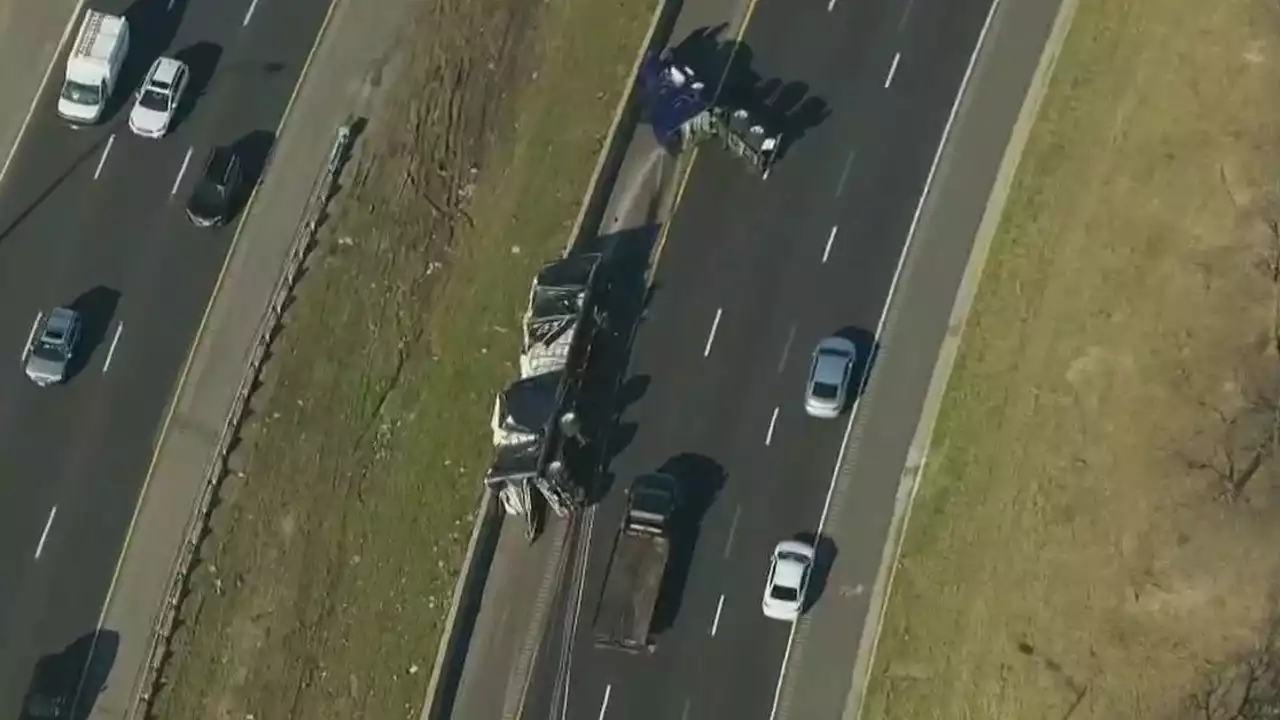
185,146 -> 242,227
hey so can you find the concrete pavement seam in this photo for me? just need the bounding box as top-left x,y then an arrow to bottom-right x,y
842,0 -> 1084,716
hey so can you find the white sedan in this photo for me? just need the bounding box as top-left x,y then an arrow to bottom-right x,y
761,540 -> 815,621
129,57 -> 189,139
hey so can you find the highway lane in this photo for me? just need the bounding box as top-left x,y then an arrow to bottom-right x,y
0,0 -> 332,712
553,0 -> 1002,717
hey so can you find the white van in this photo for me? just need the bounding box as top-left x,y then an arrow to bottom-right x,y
57,10 -> 129,125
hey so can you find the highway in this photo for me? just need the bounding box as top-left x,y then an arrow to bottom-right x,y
0,0 -> 332,713
533,0 -> 1004,717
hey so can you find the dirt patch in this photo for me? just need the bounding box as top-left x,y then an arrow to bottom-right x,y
862,0 -> 1280,717
146,0 -> 656,716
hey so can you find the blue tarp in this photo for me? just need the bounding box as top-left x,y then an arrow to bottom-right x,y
637,53 -> 710,147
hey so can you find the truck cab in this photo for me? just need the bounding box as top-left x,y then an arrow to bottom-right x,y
57,10 -> 129,125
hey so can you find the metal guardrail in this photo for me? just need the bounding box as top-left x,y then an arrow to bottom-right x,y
131,121 -> 358,717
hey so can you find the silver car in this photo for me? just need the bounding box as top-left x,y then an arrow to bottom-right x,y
804,335 -> 857,418
24,307 -> 82,387
761,539 -> 815,621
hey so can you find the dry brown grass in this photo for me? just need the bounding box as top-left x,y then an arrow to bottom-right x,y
147,0 -> 655,716
862,0 -> 1280,717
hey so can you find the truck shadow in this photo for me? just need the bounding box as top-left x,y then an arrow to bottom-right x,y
651,453 -> 727,634
571,223 -> 661,505
17,630 -> 118,720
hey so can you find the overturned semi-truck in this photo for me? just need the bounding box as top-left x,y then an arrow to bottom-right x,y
638,50 -> 782,178
485,253 -> 606,538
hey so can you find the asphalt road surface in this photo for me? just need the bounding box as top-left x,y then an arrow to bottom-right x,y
0,0 -> 332,713
533,0 -> 1004,717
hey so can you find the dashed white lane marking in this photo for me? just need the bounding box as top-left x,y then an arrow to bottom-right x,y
171,146 -> 194,195
93,134 -> 115,180
597,684 -> 612,720
823,225 -> 838,264
834,149 -> 855,197
242,0 -> 261,26
884,52 -> 902,88
704,308 -> 723,358
723,504 -> 742,558
35,506 -> 57,559
22,312 -> 40,362
765,406 -> 780,446
777,324 -> 796,373
103,322 -> 123,373
898,0 -> 917,29
710,594 -> 726,636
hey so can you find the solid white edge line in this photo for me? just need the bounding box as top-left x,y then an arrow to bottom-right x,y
171,147 -> 194,196
35,506 -> 57,559
710,594 -> 726,636
242,0 -> 261,26
884,52 -> 902,89
93,134 -> 115,180
765,406 -> 780,446
703,308 -> 723,357
103,322 -> 123,373
22,312 -> 41,363
597,684 -> 612,720
0,1 -> 89,189
767,0 -> 1006,717
823,225 -> 838,264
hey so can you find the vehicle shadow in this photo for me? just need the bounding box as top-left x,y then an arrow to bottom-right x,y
664,26 -> 831,161
573,222 -> 661,505
110,0 -> 189,123
67,285 -> 121,379
17,630 -> 118,720
171,41 -> 223,131
792,532 -> 838,614
0,133 -> 114,244
229,129 -> 277,219
835,325 -> 880,410
650,452 -> 727,634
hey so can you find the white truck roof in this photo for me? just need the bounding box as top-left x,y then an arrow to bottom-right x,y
67,10 -> 126,80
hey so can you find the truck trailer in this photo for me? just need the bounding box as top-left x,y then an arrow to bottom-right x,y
591,473 -> 680,653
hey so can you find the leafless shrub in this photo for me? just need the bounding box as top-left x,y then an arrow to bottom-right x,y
1186,621 -> 1280,719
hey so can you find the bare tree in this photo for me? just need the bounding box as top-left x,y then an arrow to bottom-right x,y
1187,623 -> 1280,719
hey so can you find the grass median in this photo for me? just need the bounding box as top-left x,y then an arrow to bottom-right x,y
148,0 -> 656,716
862,0 -> 1280,717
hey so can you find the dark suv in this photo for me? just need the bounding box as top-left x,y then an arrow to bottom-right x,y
185,146 -> 242,227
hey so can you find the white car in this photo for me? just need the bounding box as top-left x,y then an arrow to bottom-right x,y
804,335 -> 858,419
128,57 -> 189,138
761,540 -> 815,621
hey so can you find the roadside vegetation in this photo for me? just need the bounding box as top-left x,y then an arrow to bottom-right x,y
862,0 -> 1280,717
147,0 -> 655,716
